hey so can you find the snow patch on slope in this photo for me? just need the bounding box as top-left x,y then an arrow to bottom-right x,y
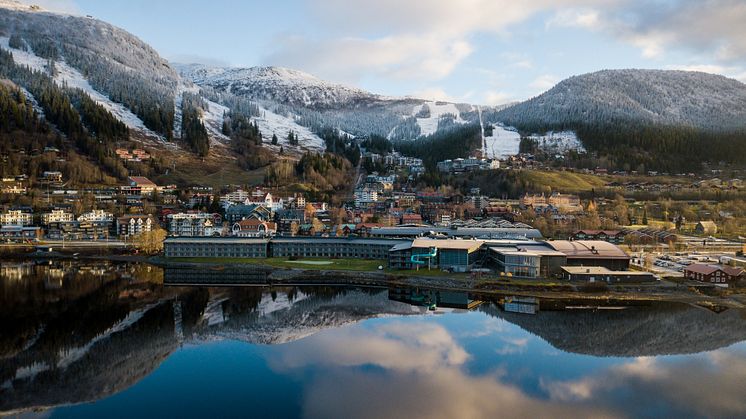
201,98 -> 230,144
0,36 -> 164,141
484,124 -> 521,159
414,101 -> 466,137
527,130 -> 585,153
253,105 -> 325,151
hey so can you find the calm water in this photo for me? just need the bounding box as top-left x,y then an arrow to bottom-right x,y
2,261 -> 746,419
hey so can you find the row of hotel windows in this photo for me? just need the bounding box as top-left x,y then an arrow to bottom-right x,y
166,244 -> 391,259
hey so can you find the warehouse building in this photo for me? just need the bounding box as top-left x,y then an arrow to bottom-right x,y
546,240 -> 630,270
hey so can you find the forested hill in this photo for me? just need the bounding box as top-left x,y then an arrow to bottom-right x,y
0,1 -> 179,139
497,69 -> 746,131
495,69 -> 746,171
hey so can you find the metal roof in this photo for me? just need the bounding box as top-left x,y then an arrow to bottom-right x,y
560,266 -> 653,276
547,240 -> 630,259
412,238 -> 484,251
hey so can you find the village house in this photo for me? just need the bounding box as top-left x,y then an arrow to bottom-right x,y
695,221 -> 718,235
232,219 -> 277,237
127,176 -> 160,195
0,209 -> 33,226
42,209 -> 74,225
116,215 -> 153,237
77,209 -> 114,223
684,264 -> 743,285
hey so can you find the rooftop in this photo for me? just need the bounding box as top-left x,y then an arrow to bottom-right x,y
547,240 -> 630,259
560,266 -> 653,276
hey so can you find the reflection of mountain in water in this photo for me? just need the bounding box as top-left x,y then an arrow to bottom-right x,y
482,303 -> 746,357
187,288 -> 420,345
0,302 -> 178,413
4,262 -> 746,414
0,276 -> 418,414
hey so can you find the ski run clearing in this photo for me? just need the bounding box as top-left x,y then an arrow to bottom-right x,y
414,101 -> 467,137
0,36 -> 165,142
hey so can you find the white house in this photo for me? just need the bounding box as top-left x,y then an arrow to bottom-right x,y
0,210 -> 33,226
78,210 -> 114,223
42,209 -> 74,225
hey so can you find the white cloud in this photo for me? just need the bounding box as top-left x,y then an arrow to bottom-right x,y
666,64 -> 746,83
547,9 -> 602,29
542,349 -> 746,418
529,74 -> 561,93
266,321 -> 617,419
264,34 -> 473,84
548,1 -> 746,64
265,0 -> 602,83
483,90 -> 513,106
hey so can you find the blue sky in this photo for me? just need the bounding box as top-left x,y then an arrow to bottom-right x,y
23,0 -> 746,104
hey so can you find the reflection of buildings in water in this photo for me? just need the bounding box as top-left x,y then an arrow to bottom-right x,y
0,263 -> 34,281
388,287 -> 482,310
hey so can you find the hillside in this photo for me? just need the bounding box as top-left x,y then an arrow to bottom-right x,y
496,69 -> 746,171
497,69 -> 746,131
0,1 -> 179,140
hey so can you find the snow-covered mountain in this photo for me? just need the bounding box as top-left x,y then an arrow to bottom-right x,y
177,63 -> 489,140
0,0 -> 179,143
495,69 -> 746,132
177,63 -> 379,109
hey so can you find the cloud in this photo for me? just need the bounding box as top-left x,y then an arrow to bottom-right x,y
264,0 -> 603,83
529,74 -> 561,93
264,34 -> 473,84
546,9 -> 602,29
542,349 -> 746,418
547,1 -> 746,64
483,90 -> 513,106
666,64 -> 746,83
266,321 -> 617,419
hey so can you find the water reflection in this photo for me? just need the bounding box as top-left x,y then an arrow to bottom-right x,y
1,261 -> 745,418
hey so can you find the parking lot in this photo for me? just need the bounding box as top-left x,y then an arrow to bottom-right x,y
631,251 -> 737,278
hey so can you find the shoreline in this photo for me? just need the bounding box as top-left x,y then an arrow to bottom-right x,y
5,250 -> 744,309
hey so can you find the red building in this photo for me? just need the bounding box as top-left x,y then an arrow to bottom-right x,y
684,264 -> 744,285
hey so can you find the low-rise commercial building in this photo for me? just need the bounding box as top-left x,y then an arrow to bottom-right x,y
560,266 -> 657,283
389,238 -> 483,272
546,240 -> 630,271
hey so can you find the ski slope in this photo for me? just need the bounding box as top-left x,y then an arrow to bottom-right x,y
484,124 -> 522,159
414,101 -> 466,137
527,130 -> 585,153
253,105 -> 325,151
0,36 -> 164,141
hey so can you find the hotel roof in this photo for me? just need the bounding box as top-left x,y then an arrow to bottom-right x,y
547,240 -> 630,259
412,238 -> 484,251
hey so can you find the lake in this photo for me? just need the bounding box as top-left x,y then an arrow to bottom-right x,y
2,260 -> 746,418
